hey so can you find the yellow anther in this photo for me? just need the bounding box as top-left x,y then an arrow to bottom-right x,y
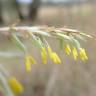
65,44 -> 71,55
47,46 -> 61,64
25,56 -> 31,72
25,55 -> 36,72
79,48 -> 88,61
41,47 -> 47,64
48,46 -> 52,56
8,77 -> 24,94
51,52 -> 61,64
72,47 -> 78,60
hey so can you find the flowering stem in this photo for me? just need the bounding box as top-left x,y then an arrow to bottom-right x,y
0,26 -> 93,38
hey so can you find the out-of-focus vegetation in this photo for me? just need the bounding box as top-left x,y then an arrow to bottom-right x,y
0,0 -> 41,24
0,0 -> 96,96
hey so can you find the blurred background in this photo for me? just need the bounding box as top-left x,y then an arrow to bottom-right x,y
0,0 -> 96,96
